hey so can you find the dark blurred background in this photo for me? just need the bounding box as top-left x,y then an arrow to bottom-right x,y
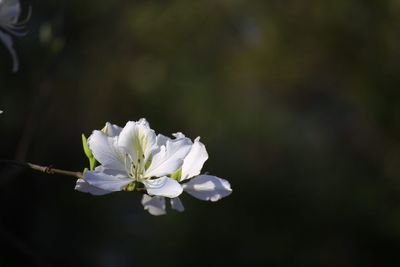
1,0 -> 400,266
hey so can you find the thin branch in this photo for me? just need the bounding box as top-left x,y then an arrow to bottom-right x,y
0,160 -> 83,179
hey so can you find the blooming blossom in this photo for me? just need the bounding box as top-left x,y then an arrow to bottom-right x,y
76,119 -> 232,216
0,0 -> 27,72
76,119 -> 192,198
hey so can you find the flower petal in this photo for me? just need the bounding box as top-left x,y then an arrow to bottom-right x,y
156,134 -> 169,147
0,30 -> 18,72
141,194 -> 166,216
103,122 -> 122,137
84,167 -> 133,192
118,119 -> 157,165
87,130 -> 126,171
180,137 -> 208,181
145,137 -> 192,178
172,132 -> 186,139
143,176 -> 183,198
183,175 -> 232,201
170,197 -> 185,212
75,179 -> 113,196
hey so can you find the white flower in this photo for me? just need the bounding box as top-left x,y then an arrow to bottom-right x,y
76,119 -> 192,198
142,133 -> 232,216
0,0 -> 28,72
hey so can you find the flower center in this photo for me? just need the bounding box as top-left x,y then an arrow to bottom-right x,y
125,152 -> 145,182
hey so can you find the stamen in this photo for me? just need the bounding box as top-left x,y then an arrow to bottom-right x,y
135,151 -> 140,180
130,162 -> 135,179
124,153 -> 134,178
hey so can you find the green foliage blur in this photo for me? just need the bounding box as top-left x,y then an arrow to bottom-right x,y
1,0 -> 400,266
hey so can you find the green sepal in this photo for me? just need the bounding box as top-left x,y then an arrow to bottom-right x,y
170,168 -> 182,181
89,157 -> 96,171
82,134 -> 91,157
126,182 -> 136,192
82,134 -> 96,171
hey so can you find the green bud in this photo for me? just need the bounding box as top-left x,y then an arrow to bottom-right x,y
82,134 -> 96,171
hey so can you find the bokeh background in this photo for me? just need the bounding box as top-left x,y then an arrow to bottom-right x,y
1,0 -> 400,266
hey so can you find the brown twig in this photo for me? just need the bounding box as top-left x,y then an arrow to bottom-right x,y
27,163 -> 83,179
0,160 -> 83,179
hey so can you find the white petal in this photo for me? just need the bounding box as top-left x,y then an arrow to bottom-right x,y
103,122 -> 122,137
156,134 -> 170,147
75,179 -> 112,196
180,137 -> 208,181
137,118 -> 150,127
84,167 -> 133,192
145,137 -> 192,178
0,30 -> 18,72
144,176 -> 183,198
183,175 -> 232,202
141,194 -> 166,216
172,132 -> 186,139
118,119 -> 157,165
87,130 -> 126,171
170,197 -> 185,212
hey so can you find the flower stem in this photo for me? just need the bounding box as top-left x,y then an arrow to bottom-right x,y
0,160 -> 83,179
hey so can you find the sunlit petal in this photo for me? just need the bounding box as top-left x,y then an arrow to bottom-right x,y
183,175 -> 232,201
145,137 -> 192,178
118,119 -> 157,164
180,137 -> 208,181
88,130 -> 126,171
144,176 -> 183,198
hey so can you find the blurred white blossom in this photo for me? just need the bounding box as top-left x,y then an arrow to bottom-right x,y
0,0 -> 28,72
